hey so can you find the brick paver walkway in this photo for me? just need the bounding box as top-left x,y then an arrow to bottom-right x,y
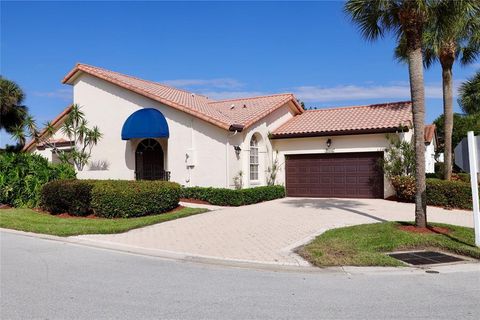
73,198 -> 473,266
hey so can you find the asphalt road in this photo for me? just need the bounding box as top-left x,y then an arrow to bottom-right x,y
1,231 -> 479,320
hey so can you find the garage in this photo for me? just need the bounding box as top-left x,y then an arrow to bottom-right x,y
285,152 -> 384,198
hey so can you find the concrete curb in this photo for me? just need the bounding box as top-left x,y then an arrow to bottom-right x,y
2,228 -> 479,275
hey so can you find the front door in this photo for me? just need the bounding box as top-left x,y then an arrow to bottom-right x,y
135,139 -> 165,180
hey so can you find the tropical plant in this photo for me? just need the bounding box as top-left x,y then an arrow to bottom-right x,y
345,0 -> 432,227
15,104 -> 102,171
266,151 -> 281,186
0,76 -> 28,144
0,152 -> 76,207
233,170 -> 243,190
395,1 -> 480,180
458,71 -> 480,115
380,134 -> 416,178
433,112 -> 480,153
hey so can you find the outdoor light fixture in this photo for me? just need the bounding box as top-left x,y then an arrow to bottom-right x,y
326,138 -> 332,148
234,145 -> 241,155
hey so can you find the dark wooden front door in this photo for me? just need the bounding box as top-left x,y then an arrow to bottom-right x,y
285,152 -> 384,198
135,139 -> 165,180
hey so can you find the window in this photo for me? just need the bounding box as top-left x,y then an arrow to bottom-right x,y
250,135 -> 259,181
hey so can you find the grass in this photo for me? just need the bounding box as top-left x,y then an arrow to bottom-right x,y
0,207 -> 208,237
299,222 -> 480,267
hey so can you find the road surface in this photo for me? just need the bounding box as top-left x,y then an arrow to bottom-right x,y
1,231 -> 479,319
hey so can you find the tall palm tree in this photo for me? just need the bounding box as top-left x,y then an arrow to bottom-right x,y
0,76 -> 28,140
459,70 -> 480,115
395,1 -> 480,180
344,0 -> 433,228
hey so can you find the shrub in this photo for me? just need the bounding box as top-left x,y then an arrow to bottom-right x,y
426,179 -> 473,210
40,180 -> 182,218
181,185 -> 285,206
41,180 -> 93,216
0,152 -> 76,207
390,175 -> 474,210
390,176 -> 416,202
91,180 -> 181,218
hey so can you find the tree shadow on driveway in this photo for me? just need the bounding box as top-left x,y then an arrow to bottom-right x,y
282,198 -> 387,223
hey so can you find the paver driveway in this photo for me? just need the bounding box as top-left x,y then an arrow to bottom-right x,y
73,198 -> 473,266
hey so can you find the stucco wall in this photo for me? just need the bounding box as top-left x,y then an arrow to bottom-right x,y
425,141 -> 436,173
271,133 -> 405,198
72,74 -> 232,187
238,102 -> 297,188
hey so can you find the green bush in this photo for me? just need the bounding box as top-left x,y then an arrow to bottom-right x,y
41,180 -> 93,216
181,185 -> 285,206
91,180 -> 181,218
0,152 -> 76,207
40,180 -> 181,218
426,178 -> 474,210
390,176 -> 474,210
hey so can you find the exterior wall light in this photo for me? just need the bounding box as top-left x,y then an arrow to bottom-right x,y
326,138 -> 332,148
234,145 -> 241,155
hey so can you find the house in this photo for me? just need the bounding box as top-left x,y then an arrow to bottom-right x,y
424,124 -> 439,174
26,63 -> 431,199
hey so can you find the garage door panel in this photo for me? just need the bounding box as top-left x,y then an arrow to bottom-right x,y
285,152 -> 384,198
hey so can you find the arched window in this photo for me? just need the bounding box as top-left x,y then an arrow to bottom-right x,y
249,135 -> 259,181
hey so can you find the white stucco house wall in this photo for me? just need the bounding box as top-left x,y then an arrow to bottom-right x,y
424,124 -> 439,174
25,63 -> 432,199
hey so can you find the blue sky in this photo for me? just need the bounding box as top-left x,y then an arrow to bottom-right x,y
1,1 -> 479,146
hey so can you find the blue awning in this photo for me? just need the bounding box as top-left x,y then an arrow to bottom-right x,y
121,108 -> 169,140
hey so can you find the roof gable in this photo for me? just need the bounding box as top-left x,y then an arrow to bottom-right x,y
424,124 -> 437,144
63,64 -> 302,130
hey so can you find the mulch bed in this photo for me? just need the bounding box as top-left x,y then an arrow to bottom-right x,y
30,205 -> 185,219
180,198 -> 211,205
398,225 -> 451,235
0,204 -> 12,210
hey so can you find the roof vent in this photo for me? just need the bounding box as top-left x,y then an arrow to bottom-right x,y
243,104 -> 247,108
191,93 -> 195,97
230,104 -> 235,109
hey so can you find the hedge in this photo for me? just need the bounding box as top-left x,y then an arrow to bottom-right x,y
91,180 -> 181,218
41,180 -> 181,218
180,185 -> 285,206
390,176 -> 475,210
0,152 -> 76,207
41,180 -> 93,216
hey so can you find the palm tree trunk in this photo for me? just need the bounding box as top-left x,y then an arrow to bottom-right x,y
407,46 -> 427,228
442,64 -> 453,180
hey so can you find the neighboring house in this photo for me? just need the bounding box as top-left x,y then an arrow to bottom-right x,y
424,124 -> 439,174
25,63 -> 421,199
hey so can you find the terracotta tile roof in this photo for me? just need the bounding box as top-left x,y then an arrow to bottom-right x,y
36,138 -> 73,150
424,124 -> 436,144
271,101 -> 413,138
63,64 -> 302,130
209,94 -> 299,128
22,104 -> 73,152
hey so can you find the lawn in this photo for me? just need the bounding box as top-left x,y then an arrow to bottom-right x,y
0,207 -> 207,237
298,222 -> 480,267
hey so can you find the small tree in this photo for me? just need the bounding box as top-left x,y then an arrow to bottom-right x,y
233,171 -> 243,190
380,134 -> 416,178
266,151 -> 281,186
15,104 -> 102,171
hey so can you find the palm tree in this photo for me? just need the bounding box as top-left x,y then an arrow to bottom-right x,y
395,1 -> 480,180
0,76 -> 28,140
459,70 -> 480,115
344,0 -> 433,228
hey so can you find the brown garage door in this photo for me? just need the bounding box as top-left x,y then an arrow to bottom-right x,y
285,152 -> 384,198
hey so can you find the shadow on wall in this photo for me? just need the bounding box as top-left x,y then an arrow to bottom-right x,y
282,198 -> 387,223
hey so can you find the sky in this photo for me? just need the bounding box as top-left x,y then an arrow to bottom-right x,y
1,1 -> 479,147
